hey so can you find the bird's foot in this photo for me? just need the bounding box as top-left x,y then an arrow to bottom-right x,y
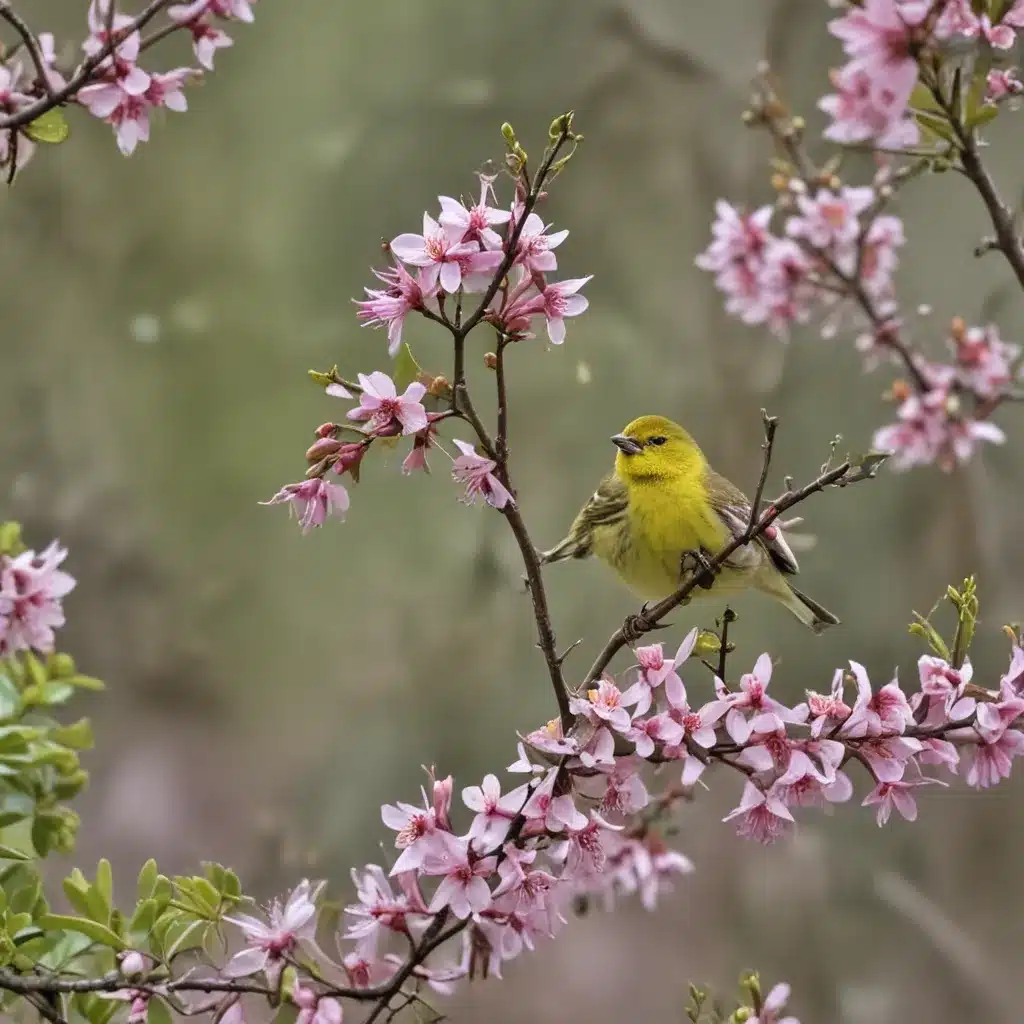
680,548 -> 716,590
622,602 -> 671,644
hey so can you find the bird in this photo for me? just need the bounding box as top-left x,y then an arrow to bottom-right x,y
538,414 -> 839,634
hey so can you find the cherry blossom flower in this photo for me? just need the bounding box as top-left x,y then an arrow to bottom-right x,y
621,627 -> 698,714
861,777 -> 942,826
569,677 -> 631,732
428,845 -> 496,919
723,781 -> 795,844
951,323 -> 1019,398
986,68 -> 1024,103
462,775 -> 530,852
390,214 -> 482,294
819,62 -> 919,149
260,477 -> 349,533
355,262 -> 435,356
223,880 -> 323,982
450,440 -> 513,509
703,653 -> 804,744
521,718 -> 580,760
293,983 -> 343,1024
858,736 -> 924,783
843,661 -> 912,737
549,810 -> 622,878
600,833 -> 693,911
344,372 -> 428,435
511,211 -> 569,274
490,845 -> 558,911
786,186 -> 874,250
438,176 -> 511,249
627,711 -> 684,759
381,790 -> 460,875
343,865 -> 428,956
503,276 -> 591,345
0,542 -> 76,656
962,730 -> 1024,788
521,769 -> 587,834
751,981 -> 800,1024
974,682 -> 1024,744
594,758 -> 650,817
800,668 -> 853,737
84,0 -> 147,65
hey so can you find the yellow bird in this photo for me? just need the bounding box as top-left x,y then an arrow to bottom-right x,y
539,415 -> 838,633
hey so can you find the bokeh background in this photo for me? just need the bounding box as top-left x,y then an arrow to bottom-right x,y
7,0 -> 1024,1021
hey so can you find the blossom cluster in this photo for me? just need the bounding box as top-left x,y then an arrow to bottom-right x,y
0,541 -> 75,658
356,174 -> 591,351
821,0 -> 1024,148
0,0 -> 256,175
207,628 -> 1022,1017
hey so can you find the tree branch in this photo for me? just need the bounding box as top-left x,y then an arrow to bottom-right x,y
0,2 -> 56,101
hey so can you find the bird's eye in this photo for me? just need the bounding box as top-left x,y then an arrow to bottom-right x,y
648,436 -> 667,446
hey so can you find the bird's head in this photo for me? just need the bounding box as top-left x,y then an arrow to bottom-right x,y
611,415 -> 705,481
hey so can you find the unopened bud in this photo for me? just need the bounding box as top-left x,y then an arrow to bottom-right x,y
889,379 -> 911,402
119,950 -> 146,979
47,652 -> 76,678
770,173 -> 789,192
428,375 -> 450,397
791,115 -> 805,132
945,392 -> 962,418
314,422 -> 337,439
950,316 -> 966,341
500,122 -> 516,145
305,437 -> 343,463
484,352 -> 498,369
741,109 -> 758,126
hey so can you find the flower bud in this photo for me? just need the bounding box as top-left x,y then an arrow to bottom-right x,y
305,437 -> 343,463
484,352 -> 498,370
945,392 -> 962,418
119,950 -> 146,979
950,316 -> 966,342
428,375 -> 450,397
47,652 -> 76,678
888,379 -> 911,402
315,422 -> 338,439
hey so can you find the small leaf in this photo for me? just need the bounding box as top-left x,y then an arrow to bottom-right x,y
0,675 -> 21,719
38,914 -> 126,950
844,450 -> 891,483
393,343 -> 424,393
147,998 -> 173,1024
912,110 -> 957,145
0,843 -> 33,862
24,109 -> 70,145
64,675 -> 105,691
969,104 -> 999,130
52,719 -> 94,751
163,917 -> 209,960
94,860 -> 113,921
137,859 -> 159,902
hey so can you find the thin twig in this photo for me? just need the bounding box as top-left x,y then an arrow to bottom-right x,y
746,410 -> 777,534
0,2 -> 56,100
0,0 -> 175,131
494,333 -> 511,487
716,607 -> 735,682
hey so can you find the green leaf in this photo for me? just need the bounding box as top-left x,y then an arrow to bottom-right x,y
913,110 -> 957,145
52,719 -> 94,751
393,344 -> 424,392
39,914 -> 125,950
137,859 -> 159,902
0,675 -> 21,720
0,844 -> 33,862
162,917 -> 209,960
969,104 -> 1000,129
128,898 -> 158,943
35,929 -> 95,971
63,675 -> 105,691
24,109 -> 69,145
37,681 -> 75,706
94,860 -> 113,921
9,876 -> 42,915
60,871 -> 108,923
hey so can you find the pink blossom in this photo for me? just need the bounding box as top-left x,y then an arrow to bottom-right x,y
962,730 -> 1024,788
521,718 -> 580,759
786,186 -> 874,250
549,810 -> 622,878
843,661 -> 912,737
801,668 -> 853,738
223,880 -> 323,981
600,833 -> 693,912
935,0 -> 982,40
829,1 -> 926,111
569,678 -> 631,732
704,653 -> 805,744
344,371 -> 428,435
1002,644 -> 1024,698
450,440 -> 513,509
511,211 -> 569,274
974,683 -> 1024,744
84,1 -> 145,64
490,845 -> 558,911
596,758 -> 650,817
621,628 -> 698,714
627,712 -> 684,759
428,845 -> 496,919
0,64 -> 35,178
343,865 -> 427,957
260,477 -> 349,533
356,262 -> 435,356
293,983 -> 343,1024
751,981 -> 799,1024
182,16 -> 234,69
723,781 -> 795,844
0,542 -> 76,656
438,176 -> 511,250
503,276 -> 591,345
918,737 -> 960,774
986,68 -> 1024,103
521,769 -> 587,834
381,790 -> 460,875
78,77 -> 150,156
575,723 -> 615,770
462,775 -> 530,852
858,736 -> 923,783
951,323 -> 1019,398
390,213 -> 481,294
862,777 -> 941,826
819,63 -> 919,149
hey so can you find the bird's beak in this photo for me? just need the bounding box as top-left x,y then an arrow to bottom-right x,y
610,434 -> 643,456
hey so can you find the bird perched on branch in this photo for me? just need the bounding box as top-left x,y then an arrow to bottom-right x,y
539,415 -> 838,633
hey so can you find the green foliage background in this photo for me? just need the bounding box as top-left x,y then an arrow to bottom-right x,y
3,1 -> 1023,1020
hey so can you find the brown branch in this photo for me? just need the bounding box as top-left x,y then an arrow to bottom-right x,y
0,2 -> 56,100
494,333 -> 511,487
746,410 -> 777,533
0,0 -> 175,132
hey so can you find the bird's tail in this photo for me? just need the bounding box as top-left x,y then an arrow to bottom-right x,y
781,583 -> 840,634
538,532 -> 589,566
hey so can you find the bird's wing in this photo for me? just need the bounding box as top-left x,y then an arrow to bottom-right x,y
705,468 -> 799,576
541,473 -> 629,564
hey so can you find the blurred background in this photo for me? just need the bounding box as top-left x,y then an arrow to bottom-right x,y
7,0 -> 1024,1020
